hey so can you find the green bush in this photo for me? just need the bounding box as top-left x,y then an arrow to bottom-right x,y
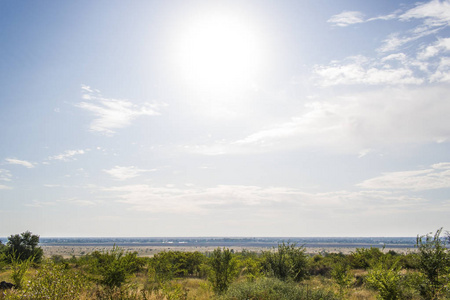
331,259 -> 353,297
208,248 -> 238,294
415,228 -> 450,299
5,260 -> 87,300
222,277 -> 338,300
9,254 -> 34,289
4,231 -> 43,263
262,241 -> 309,282
349,247 -> 384,269
88,245 -> 145,288
365,258 -> 403,300
149,250 -> 206,284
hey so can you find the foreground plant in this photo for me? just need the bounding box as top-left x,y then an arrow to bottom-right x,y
262,241 -> 309,282
331,260 -> 353,297
365,258 -> 403,300
415,228 -> 450,299
208,248 -> 238,294
3,260 -> 87,300
222,277 -> 338,300
88,245 -> 145,288
9,254 -> 33,289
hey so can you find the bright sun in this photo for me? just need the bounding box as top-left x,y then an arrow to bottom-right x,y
174,14 -> 263,92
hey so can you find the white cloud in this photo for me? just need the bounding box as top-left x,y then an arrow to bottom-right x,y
103,184 -> 430,215
417,37 -> 450,60
314,55 -> 423,86
328,11 -> 365,27
104,166 -> 155,180
378,27 -> 441,53
5,158 -> 35,168
430,57 -> 450,82
322,1 -> 450,85
48,149 -> 86,161
399,0 -> 450,27
358,162 -> 450,191
0,169 -> 12,182
191,86 -> 450,155
57,197 -> 97,206
25,200 -> 57,207
77,85 -> 162,135
0,184 -> 12,190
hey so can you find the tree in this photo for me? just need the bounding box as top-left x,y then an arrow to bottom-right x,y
6,231 -> 43,262
331,259 -> 353,297
208,247 -> 238,294
365,257 -> 403,300
262,241 -> 309,282
89,245 -> 144,288
415,228 -> 450,299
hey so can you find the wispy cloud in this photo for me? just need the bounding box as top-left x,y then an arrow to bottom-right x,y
321,1 -> 450,86
314,55 -> 423,86
329,0 -> 450,33
25,200 -> 56,207
48,149 -> 86,161
0,184 -> 12,190
5,158 -> 35,168
103,184 -> 431,215
328,11 -> 364,27
57,197 -> 97,206
399,0 -> 450,28
0,169 -> 12,182
358,162 -> 450,191
104,166 -> 156,180
190,85 -> 450,155
77,85 -> 162,135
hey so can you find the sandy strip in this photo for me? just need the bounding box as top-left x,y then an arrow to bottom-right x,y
42,245 -> 415,258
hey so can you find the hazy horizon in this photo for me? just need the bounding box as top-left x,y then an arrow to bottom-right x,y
1,0 -> 450,237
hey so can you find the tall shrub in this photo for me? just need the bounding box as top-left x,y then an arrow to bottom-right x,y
262,241 -> 309,282
415,228 -> 450,299
208,248 -> 238,294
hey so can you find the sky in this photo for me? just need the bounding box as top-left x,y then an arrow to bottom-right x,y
1,0 -> 450,237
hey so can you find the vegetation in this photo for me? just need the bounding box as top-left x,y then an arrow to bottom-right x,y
0,228 -> 449,299
3,231 -> 43,262
207,248 -> 238,294
261,241 -> 309,282
415,228 -> 450,299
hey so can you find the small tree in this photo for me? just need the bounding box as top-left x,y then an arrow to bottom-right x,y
89,245 -> 144,288
262,241 -> 309,282
10,254 -> 34,289
208,247 -> 238,294
331,260 -> 353,297
415,228 -> 450,299
5,231 -> 43,262
365,258 -> 403,300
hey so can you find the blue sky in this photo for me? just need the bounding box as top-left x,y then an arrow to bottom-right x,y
1,0 -> 450,237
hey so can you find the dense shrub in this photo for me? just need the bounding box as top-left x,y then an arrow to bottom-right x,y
208,248 -> 238,294
348,247 -> 384,269
88,245 -> 145,288
331,259 -> 353,296
149,250 -> 206,283
308,253 -> 344,277
4,231 -> 43,263
365,258 -> 403,300
415,228 -> 450,299
3,260 -> 87,300
262,242 -> 309,282
222,277 -> 338,300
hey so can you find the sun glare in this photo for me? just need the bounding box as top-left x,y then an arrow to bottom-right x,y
174,14 -> 263,92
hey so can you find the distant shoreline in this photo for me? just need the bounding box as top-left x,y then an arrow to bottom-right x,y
38,237 -> 419,258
